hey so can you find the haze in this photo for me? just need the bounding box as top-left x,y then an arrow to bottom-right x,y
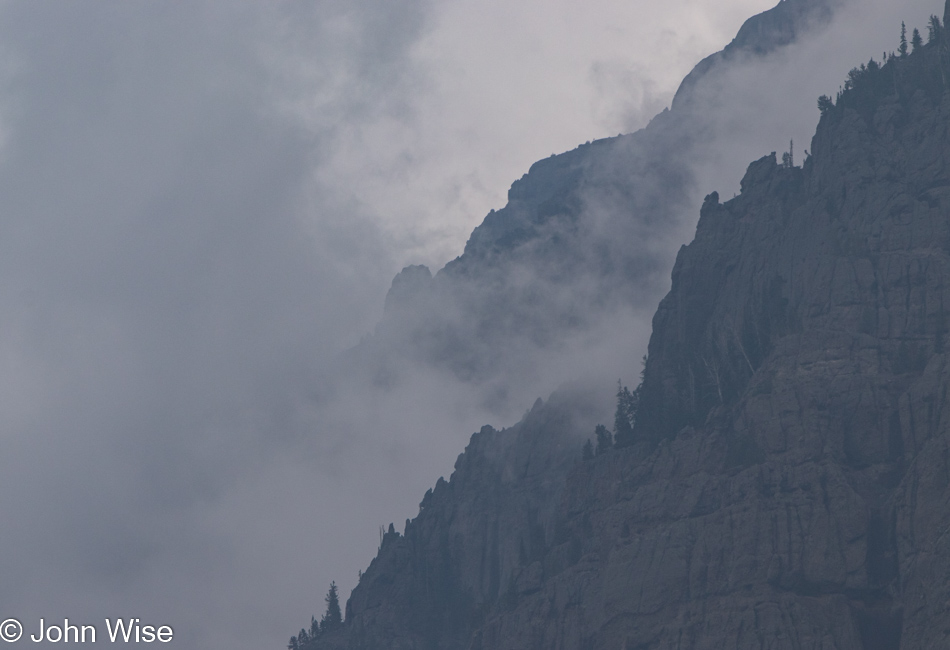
0,0 -> 938,648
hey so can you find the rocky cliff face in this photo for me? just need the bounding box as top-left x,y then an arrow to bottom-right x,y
301,13 -> 950,649
328,389 -> 603,650
498,33 -> 950,647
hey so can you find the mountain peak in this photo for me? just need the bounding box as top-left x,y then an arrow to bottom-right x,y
672,0 -> 840,111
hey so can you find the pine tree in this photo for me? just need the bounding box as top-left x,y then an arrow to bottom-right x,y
900,21 -> 909,56
594,424 -> 613,455
613,381 -> 639,448
582,439 -> 594,460
288,636 -> 300,650
817,95 -> 834,114
929,15 -> 942,44
321,582 -> 343,633
781,140 -> 794,168
913,27 -> 923,51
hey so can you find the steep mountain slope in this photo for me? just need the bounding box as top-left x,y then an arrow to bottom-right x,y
353,0 -> 840,416
297,5 -> 950,648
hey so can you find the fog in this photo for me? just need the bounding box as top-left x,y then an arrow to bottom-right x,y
0,0 -> 940,648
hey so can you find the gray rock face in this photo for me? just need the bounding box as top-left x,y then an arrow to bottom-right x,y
311,389 -> 604,650
304,32 -> 950,650
474,44 -> 950,649
489,43 -> 950,648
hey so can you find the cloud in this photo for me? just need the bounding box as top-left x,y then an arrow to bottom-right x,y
0,0 -> 940,648
0,1 -> 423,646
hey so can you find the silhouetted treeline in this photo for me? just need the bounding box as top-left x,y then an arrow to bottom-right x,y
287,582 -> 341,650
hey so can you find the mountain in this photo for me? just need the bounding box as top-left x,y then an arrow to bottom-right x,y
278,2 -> 950,650
349,0 -> 841,417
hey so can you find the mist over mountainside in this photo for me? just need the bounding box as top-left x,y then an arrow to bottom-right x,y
349,0 -> 842,419
292,0 -> 950,648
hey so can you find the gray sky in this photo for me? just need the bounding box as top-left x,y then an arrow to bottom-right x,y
0,0 -> 938,648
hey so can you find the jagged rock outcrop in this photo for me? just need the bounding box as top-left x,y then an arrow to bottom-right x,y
299,18 -> 950,650
307,387 -> 604,650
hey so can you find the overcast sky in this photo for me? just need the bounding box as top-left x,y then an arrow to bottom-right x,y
0,0 -> 941,648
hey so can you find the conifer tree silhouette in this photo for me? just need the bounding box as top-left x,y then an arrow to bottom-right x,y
321,582 -> 343,633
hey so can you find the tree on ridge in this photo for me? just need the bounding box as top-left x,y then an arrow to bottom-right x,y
321,582 -> 343,633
